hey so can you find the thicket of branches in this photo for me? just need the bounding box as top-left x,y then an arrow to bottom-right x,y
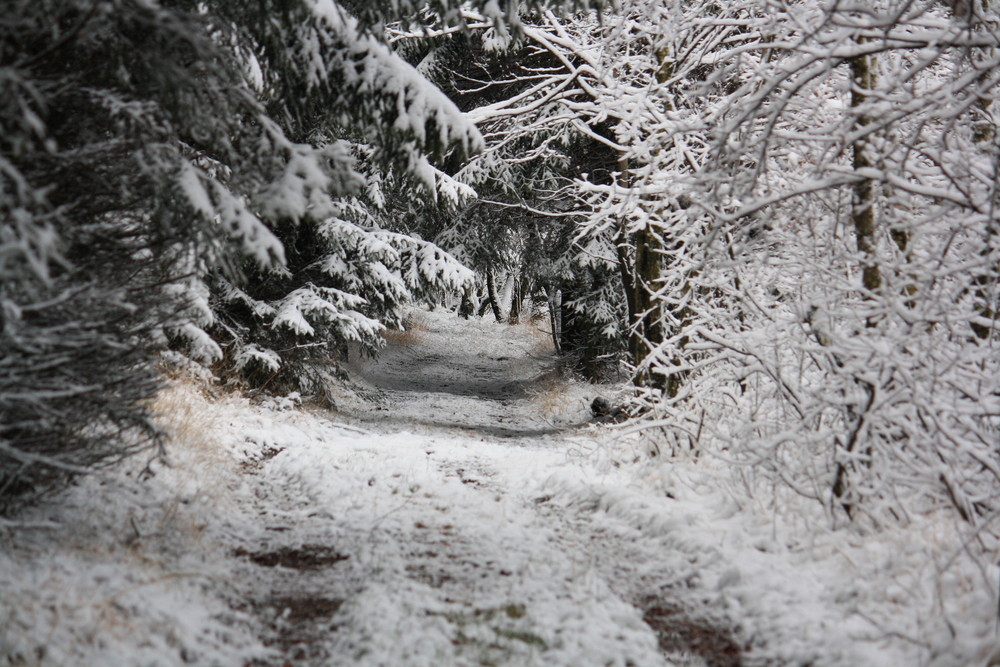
640,0 -> 1000,532
397,0 -> 999,549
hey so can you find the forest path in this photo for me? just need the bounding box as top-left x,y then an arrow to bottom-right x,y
340,309 -> 575,438
236,310 -> 733,666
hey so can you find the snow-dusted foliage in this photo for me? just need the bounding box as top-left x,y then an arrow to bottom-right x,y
615,0 -> 1000,528
211,212 -> 473,396
0,0 -> 284,505
440,0 -> 998,539
195,0 -> 497,395
403,1 -> 999,656
478,0 -> 1000,574
570,5 -> 1000,653
1,0 -> 595,504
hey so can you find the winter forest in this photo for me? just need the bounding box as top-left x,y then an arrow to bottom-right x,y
2,0 -> 1000,665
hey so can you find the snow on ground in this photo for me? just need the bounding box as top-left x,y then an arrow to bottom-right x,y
2,307 -> 997,666
336,308 -> 598,436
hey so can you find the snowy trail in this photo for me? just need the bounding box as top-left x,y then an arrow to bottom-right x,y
2,309 -> 990,667
1,309 -> 755,667
232,310 -> 720,666
340,311 -> 575,437
5,308 -> 954,666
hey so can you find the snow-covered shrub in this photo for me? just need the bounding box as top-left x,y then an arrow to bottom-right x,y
210,215 -> 473,398
631,1 -> 1000,538
0,0 -> 280,508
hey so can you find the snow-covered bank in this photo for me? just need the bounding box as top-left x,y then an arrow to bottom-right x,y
2,308 -> 996,666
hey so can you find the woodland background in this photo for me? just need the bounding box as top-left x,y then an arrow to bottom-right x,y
1,0 -> 998,637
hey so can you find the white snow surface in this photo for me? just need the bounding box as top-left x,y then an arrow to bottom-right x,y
2,308 -> 997,666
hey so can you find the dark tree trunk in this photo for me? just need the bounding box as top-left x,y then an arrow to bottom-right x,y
458,287 -> 474,319
615,223 -> 643,370
970,10 -> 998,339
485,269 -> 503,322
508,271 -> 531,324
850,51 -> 882,301
632,224 -> 667,392
546,287 -> 562,354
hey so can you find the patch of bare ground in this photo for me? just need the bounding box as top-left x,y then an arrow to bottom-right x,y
237,545 -> 351,664
642,598 -> 744,667
233,545 -> 349,569
246,595 -> 344,666
239,443 -> 285,474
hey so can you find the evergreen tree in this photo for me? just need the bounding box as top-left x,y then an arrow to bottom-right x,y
0,0 -> 602,506
392,11 -> 633,377
0,0 -> 283,505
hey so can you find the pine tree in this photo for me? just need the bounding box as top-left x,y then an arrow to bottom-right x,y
0,0 -> 603,506
0,0 -> 288,506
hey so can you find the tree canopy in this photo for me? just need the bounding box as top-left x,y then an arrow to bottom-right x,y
0,0 -> 594,504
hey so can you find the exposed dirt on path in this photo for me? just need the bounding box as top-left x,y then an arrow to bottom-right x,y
234,309 -> 744,666
339,311 -> 579,437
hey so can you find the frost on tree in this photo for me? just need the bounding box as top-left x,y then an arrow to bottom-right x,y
0,0 -> 288,504
399,0 -> 1000,540
2,0 -> 586,505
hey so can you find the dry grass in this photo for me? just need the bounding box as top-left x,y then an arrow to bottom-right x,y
152,382 -> 226,463
381,311 -> 429,345
534,386 -> 572,417
147,380 -> 242,530
512,315 -> 556,355
529,368 -> 574,417
152,382 -> 212,437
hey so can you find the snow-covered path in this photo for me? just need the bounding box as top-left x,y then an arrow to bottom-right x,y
10,309 -> 966,666
341,309 -> 578,437
234,310 -> 718,665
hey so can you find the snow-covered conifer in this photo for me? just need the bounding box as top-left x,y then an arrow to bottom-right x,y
0,0 -> 599,504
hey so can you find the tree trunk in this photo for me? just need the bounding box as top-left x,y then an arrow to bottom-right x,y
615,153 -> 667,389
615,222 -> 643,370
508,268 -> 531,324
546,287 -> 562,354
850,50 -> 882,301
633,223 -> 666,392
630,46 -> 675,394
476,289 -> 492,318
458,286 -> 474,319
508,278 -> 522,324
485,268 -> 503,322
833,48 -> 882,516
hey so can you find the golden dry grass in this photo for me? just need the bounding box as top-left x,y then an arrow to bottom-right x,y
529,368 -> 573,417
147,380 -> 241,533
151,381 -> 222,459
381,311 -> 429,345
